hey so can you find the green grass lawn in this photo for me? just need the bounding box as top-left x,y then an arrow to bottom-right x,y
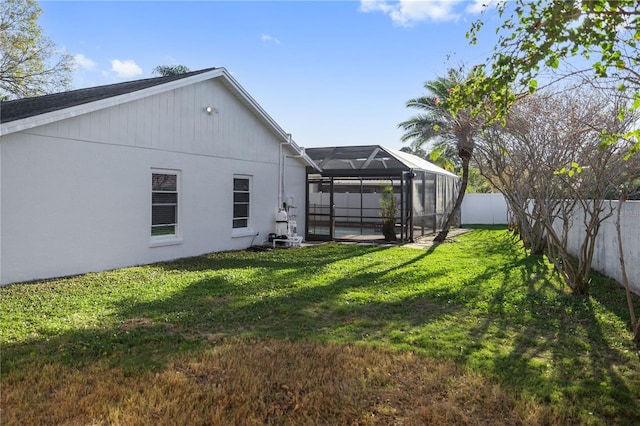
2,226 -> 639,425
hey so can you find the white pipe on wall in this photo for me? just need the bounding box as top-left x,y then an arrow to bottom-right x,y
280,133 -> 306,209
278,140 -> 285,208
277,134 -> 295,209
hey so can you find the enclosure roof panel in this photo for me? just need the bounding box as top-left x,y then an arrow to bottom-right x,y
305,145 -> 404,171
305,145 -> 458,177
384,147 -> 458,177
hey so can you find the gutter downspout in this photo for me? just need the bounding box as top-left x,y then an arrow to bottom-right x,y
280,133 -> 308,206
278,139 -> 285,209
279,133 -> 294,209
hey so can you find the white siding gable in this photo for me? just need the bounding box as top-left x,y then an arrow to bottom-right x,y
26,79 -> 281,165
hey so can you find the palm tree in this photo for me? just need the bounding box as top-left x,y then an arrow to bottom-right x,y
399,69 -> 481,242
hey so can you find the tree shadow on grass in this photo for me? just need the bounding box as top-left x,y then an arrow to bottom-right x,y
3,230 -> 639,424
112,243 -> 448,340
3,241 -> 461,383
454,254 -> 640,424
2,243 -> 445,376
154,242 -> 389,273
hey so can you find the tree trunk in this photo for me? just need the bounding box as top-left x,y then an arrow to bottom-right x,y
434,155 -> 470,243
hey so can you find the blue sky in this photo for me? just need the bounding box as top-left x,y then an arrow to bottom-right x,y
39,1 -> 502,150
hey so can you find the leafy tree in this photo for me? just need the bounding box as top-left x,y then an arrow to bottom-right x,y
464,166 -> 492,194
477,86 -> 640,294
152,65 -> 190,77
456,0 -> 640,156
425,144 -> 458,173
399,69 -> 482,242
0,0 -> 73,99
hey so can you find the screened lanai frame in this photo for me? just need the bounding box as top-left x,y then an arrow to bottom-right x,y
305,145 -> 460,243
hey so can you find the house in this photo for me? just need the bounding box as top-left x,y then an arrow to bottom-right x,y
0,68 -> 318,285
304,145 -> 460,242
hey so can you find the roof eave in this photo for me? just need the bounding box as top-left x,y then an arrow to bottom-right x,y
216,70 -> 320,170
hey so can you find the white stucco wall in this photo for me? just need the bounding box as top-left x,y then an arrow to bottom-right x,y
0,79 -> 306,285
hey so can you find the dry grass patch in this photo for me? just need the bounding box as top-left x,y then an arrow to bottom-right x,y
2,338 -> 560,425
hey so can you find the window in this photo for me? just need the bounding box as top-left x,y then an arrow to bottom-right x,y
151,171 -> 179,237
233,176 -> 250,229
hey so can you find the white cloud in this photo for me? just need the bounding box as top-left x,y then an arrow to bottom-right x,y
465,0 -> 491,14
360,0 -> 472,26
261,34 -> 280,44
111,59 -> 143,78
73,53 -> 97,71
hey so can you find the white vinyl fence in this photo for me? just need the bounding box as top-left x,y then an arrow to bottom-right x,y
461,193 -> 509,225
461,194 -> 640,295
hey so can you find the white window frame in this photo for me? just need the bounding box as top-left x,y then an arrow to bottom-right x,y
232,174 -> 254,237
150,168 -> 183,247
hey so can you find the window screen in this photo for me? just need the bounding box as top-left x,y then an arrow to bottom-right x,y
152,173 -> 178,236
233,177 -> 250,229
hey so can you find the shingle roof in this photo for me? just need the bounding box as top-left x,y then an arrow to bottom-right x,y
0,68 -> 217,124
